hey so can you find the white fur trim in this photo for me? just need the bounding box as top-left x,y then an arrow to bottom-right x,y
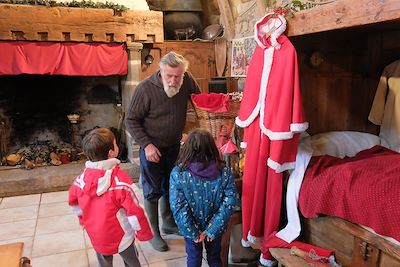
259,47 -> 274,135
254,13 -> 287,49
254,14 -> 269,49
128,215 -> 141,231
263,128 -> 294,141
235,97 -> 262,128
240,142 -> 247,149
247,231 -> 263,245
267,158 -> 296,173
259,255 -> 277,267
71,205 -> 82,216
236,47 -> 274,129
270,15 -> 286,49
241,238 -> 252,248
291,122 -> 309,133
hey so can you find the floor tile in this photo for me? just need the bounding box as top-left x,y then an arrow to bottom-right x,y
0,205 -> 38,224
0,219 -> 36,240
83,229 -> 93,249
35,214 -> 81,235
32,229 -> 85,257
148,256 -> 209,266
87,248 -> 97,267
32,250 -> 89,267
38,201 -> 73,218
87,247 -> 148,267
137,246 -> 148,266
0,194 -> 40,209
1,189 -> 240,267
139,234 -> 186,264
40,191 -> 69,204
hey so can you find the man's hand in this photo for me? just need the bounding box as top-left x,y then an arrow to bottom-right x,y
144,144 -> 161,163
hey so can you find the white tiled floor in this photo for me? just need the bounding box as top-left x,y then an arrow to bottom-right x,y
0,188 -> 210,267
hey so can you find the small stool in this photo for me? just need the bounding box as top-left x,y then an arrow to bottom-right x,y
0,242 -> 32,267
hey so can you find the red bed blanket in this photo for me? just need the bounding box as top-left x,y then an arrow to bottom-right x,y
299,145 -> 400,241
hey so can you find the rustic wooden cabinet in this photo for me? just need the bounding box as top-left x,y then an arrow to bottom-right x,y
140,41 -> 216,92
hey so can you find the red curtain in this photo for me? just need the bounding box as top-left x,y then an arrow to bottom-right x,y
0,41 -> 128,76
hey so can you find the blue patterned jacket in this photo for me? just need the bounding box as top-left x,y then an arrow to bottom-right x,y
169,165 -> 238,241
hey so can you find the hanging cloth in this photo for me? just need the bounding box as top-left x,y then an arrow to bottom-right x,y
0,41 -> 128,76
368,59 -> 400,152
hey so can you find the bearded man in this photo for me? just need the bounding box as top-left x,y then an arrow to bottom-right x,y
125,52 -> 200,251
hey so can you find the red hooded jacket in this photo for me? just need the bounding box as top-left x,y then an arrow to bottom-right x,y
69,158 -> 152,255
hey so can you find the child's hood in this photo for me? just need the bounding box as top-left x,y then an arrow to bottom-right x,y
186,161 -> 220,180
83,158 -> 120,196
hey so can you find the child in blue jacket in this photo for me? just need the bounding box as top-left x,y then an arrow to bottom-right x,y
169,128 -> 238,267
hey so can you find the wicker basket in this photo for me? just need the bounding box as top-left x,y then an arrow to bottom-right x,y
194,99 -> 241,139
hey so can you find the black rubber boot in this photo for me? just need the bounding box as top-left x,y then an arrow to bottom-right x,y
159,195 -> 180,235
143,199 -> 169,251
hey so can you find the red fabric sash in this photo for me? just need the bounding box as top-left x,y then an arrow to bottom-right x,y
0,41 -> 127,76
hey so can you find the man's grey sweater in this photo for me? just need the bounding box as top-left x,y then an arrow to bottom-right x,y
125,70 -> 200,149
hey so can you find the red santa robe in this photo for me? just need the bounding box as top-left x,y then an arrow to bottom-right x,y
235,13 -> 308,266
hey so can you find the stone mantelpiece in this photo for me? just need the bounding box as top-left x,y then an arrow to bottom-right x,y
0,4 -> 163,43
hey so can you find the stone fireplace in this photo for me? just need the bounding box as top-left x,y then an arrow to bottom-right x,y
0,4 -> 163,196
0,75 -> 122,164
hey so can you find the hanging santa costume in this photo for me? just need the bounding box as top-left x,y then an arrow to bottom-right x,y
235,13 -> 308,266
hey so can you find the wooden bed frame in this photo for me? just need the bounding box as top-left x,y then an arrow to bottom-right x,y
279,1 -> 400,266
302,216 -> 400,267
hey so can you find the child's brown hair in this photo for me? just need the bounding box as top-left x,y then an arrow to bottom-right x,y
82,127 -> 115,162
176,128 -> 224,170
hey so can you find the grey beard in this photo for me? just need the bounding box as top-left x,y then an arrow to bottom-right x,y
163,80 -> 182,98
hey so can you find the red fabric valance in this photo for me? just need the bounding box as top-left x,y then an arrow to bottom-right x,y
0,41 -> 128,76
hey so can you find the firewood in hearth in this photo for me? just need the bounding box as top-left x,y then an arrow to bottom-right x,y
24,159 -> 36,170
50,152 -> 62,166
6,153 -> 22,166
34,157 -> 44,165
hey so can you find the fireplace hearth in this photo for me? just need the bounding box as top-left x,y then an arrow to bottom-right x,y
0,74 -> 123,168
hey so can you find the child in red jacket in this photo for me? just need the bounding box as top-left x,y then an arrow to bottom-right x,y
69,128 -> 152,267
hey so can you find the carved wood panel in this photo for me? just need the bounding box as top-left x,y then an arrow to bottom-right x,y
141,41 -> 216,93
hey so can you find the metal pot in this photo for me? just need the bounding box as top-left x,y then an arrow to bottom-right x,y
163,11 -> 203,40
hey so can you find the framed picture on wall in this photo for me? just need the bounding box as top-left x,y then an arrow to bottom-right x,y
231,36 -> 256,77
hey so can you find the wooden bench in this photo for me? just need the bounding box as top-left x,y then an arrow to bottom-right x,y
0,242 -> 31,267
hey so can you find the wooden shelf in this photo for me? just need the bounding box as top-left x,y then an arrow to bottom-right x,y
0,4 -> 163,43
286,0 -> 400,37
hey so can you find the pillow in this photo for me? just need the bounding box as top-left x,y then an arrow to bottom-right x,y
310,131 -> 382,158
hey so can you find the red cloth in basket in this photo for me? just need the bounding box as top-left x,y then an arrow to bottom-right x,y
191,93 -> 230,113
